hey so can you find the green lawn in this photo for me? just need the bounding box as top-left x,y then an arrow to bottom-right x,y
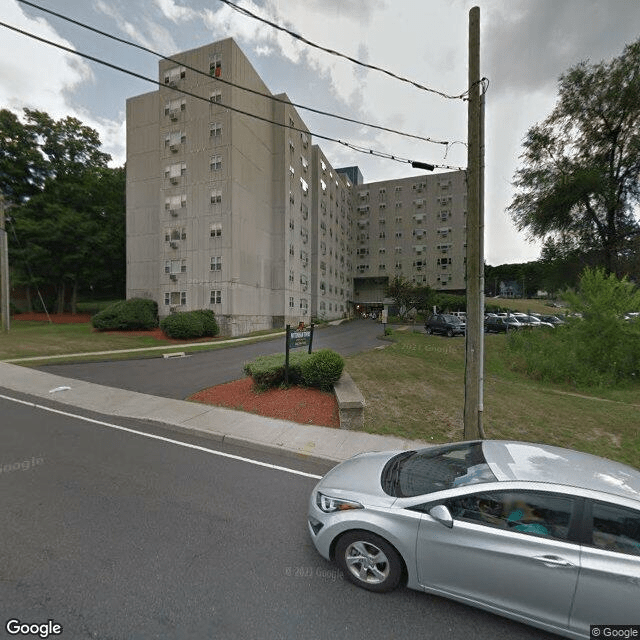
0,320 -> 282,363
345,329 -> 640,469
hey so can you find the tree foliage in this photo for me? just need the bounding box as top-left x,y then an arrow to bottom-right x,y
507,267 -> 640,387
1,108 -> 125,312
386,276 -> 435,317
509,40 -> 640,277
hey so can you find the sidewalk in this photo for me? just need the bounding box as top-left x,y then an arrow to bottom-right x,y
0,362 -> 425,465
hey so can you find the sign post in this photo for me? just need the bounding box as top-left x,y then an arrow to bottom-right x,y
284,323 -> 314,384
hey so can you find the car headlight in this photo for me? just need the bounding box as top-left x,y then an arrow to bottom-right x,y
316,492 -> 363,513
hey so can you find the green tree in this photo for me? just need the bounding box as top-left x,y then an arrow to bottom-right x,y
0,109 -> 44,205
6,109 -> 124,313
386,275 -> 415,319
509,40 -> 640,277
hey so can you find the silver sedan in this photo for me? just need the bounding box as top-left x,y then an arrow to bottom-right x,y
307,440 -> 640,639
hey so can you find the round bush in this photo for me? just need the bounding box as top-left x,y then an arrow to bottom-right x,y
300,349 -> 345,391
191,309 -> 219,337
92,298 -> 158,331
160,312 -> 205,339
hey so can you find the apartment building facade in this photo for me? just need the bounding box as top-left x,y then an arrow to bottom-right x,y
126,37 -> 466,336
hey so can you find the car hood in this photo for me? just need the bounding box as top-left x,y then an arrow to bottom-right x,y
315,450 -> 403,507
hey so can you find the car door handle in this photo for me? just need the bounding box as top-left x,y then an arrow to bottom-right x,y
532,555 -> 574,568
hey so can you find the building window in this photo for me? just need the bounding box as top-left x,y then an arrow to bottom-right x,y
165,131 -> 185,149
165,194 -> 187,212
210,122 -> 222,139
289,270 -> 294,284
379,264 -> 386,271
210,223 -> 222,237
164,98 -> 186,117
210,155 -> 222,171
164,66 -> 186,85
210,256 -> 222,271
210,290 -> 222,304
164,259 -> 186,274
165,291 -> 186,306
395,231 -> 403,238
210,53 -> 222,77
210,90 -> 222,103
165,162 -> 186,182
289,296 -> 294,308
210,189 -> 222,204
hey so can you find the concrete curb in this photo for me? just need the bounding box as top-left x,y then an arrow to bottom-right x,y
0,362 -> 426,465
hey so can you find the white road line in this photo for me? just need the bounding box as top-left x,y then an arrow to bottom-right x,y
0,393 -> 323,480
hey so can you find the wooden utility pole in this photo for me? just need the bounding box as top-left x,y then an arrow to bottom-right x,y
464,6 -> 484,439
0,196 -> 10,333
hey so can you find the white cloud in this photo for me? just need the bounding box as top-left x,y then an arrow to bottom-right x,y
95,0 -> 178,53
0,1 -> 94,118
154,0 -> 197,23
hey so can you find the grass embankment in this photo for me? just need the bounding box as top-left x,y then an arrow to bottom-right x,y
0,320 -> 282,364
345,329 -> 640,469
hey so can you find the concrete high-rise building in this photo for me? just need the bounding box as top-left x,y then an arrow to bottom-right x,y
126,38 -> 466,335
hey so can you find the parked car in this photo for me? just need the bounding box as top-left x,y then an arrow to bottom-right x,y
425,314 -> 466,337
484,316 -> 524,333
518,314 -> 555,328
539,314 -> 566,326
307,440 -> 640,639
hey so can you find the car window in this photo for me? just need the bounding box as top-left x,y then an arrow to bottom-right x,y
589,502 -> 640,557
445,491 -> 575,541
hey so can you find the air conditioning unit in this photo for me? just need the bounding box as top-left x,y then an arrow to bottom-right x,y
169,274 -> 177,281
169,143 -> 179,152
169,110 -> 179,120
170,176 -> 179,184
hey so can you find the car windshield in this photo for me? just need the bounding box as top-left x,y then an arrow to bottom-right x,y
443,315 -> 462,323
381,442 -> 497,497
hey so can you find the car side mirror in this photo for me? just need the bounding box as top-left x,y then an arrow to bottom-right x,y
429,504 -> 453,529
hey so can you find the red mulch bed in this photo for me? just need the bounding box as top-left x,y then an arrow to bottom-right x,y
189,377 -> 340,429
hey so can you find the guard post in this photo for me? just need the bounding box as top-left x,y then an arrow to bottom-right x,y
285,323 -> 314,384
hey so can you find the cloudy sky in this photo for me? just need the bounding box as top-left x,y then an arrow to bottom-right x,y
2,0 -> 639,265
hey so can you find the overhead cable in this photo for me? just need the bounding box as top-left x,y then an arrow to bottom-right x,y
16,0 -> 448,146
216,0 -> 470,100
0,21 -> 464,171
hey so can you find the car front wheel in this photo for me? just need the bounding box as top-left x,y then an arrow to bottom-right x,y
335,531 -> 403,593
446,328 -> 454,337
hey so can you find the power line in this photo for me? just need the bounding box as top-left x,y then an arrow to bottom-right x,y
16,0 -> 449,147
0,20 -> 464,171
216,0 -> 470,101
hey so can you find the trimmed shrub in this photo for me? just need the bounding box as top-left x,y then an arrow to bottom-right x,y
191,309 -> 219,337
91,298 -> 158,331
244,352 -> 310,390
160,309 -> 220,339
300,349 -> 345,391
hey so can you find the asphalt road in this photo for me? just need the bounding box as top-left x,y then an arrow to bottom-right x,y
39,319 -> 387,399
0,394 -> 559,640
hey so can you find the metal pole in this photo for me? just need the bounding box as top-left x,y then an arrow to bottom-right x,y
285,324 -> 291,384
0,196 -> 10,332
464,6 -> 484,440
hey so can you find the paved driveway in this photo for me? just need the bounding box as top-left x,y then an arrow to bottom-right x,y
39,319 -> 388,399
